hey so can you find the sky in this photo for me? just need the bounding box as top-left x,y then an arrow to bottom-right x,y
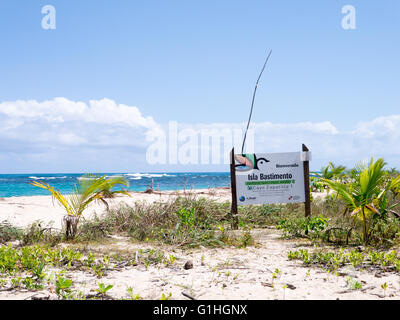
0,0 -> 399,173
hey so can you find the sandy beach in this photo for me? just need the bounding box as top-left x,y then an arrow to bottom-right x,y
0,188 -> 328,230
0,188 -> 232,229
0,188 -> 399,300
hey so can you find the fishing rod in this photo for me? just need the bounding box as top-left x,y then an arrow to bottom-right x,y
241,49 -> 272,154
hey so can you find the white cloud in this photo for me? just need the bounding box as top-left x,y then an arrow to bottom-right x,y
351,115 -> 400,163
0,97 -> 158,128
0,97 -> 161,148
58,133 -> 88,146
0,97 -> 399,172
355,115 -> 400,140
172,120 -> 340,155
152,117 -> 400,170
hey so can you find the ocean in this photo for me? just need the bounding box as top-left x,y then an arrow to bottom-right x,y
0,172 -> 232,198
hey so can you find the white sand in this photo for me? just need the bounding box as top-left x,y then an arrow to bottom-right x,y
0,189 -> 399,300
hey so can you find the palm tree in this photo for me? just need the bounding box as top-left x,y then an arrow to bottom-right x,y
318,162 -> 346,181
322,158 -> 400,245
316,162 -> 347,193
30,174 -> 130,239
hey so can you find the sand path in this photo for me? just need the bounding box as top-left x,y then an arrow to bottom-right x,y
1,228 -> 400,300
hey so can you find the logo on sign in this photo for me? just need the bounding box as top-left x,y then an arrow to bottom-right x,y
235,154 -> 270,172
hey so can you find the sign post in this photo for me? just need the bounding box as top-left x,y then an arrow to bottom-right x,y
302,144 -> 311,217
230,148 -> 239,230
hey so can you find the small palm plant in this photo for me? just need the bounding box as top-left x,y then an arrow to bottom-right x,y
317,162 -> 347,192
322,158 -> 400,245
30,174 -> 130,239
318,162 -> 346,181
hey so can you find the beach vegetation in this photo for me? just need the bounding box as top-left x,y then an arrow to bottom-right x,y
127,287 -> 142,300
288,247 -> 400,274
321,158 -> 400,245
160,292 -> 172,300
55,276 -> 73,299
345,276 -> 362,290
0,158 -> 399,299
381,282 -> 388,296
317,162 -> 347,186
30,174 -> 130,239
75,195 -> 257,248
0,222 -> 23,244
96,282 -> 113,296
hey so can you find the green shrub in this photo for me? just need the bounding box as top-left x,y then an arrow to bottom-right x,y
0,222 -> 23,243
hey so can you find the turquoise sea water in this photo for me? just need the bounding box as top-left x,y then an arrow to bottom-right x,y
0,172 -> 232,198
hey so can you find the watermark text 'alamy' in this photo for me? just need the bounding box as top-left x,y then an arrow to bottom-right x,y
146,121 -> 254,165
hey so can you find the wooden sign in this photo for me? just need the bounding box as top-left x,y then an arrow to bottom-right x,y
230,145 -> 311,229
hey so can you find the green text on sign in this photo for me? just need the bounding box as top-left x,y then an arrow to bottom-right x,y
245,180 -> 295,186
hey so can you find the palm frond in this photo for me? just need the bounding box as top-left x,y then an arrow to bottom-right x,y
321,178 -> 356,210
29,180 -> 74,216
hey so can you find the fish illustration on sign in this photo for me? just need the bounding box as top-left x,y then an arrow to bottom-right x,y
235,154 -> 270,172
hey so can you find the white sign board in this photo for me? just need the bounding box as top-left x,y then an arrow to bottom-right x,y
234,152 -> 306,205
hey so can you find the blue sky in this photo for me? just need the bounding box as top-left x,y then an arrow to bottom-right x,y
0,1 -> 399,173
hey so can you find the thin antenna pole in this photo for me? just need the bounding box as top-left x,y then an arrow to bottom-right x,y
241,49 -> 272,154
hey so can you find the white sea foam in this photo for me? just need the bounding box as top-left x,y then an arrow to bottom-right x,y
77,177 -> 92,180
124,173 -> 176,178
29,176 -> 67,180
